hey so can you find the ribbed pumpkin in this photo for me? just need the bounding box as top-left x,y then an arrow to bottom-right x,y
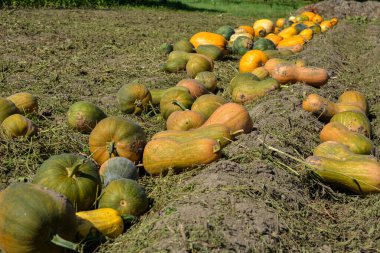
313,141 -> 376,161
238,25 -> 255,36
278,26 -> 298,39
76,208 -> 124,239
252,67 -> 269,80
264,33 -> 283,46
253,19 -> 274,34
232,78 -> 280,104
161,58 -> 188,73
0,98 -> 19,123
195,71 -> 218,92
330,18 -> 339,26
0,183 -> 78,253
275,18 -> 286,28
143,137 -> 221,175
160,88 -> 194,119
89,116 -> 147,165
117,83 -> 152,115
312,14 -> 323,23
7,92 -> 38,114
299,28 -> 313,41
232,36 -> 254,55
166,110 -> 205,131
306,155 -> 380,195
1,114 -> 38,138
320,122 -> 373,155
98,178 -> 149,217
99,157 -> 138,186
67,101 -> 107,133
176,79 -> 208,98
229,33 -> 253,45
167,50 -> 191,62
186,54 -> 214,78
33,153 -> 101,211
191,94 -> 226,119
203,102 -> 253,134
293,23 -> 308,33
320,20 -> 332,32
338,90 -> 368,114
239,50 -> 268,73
230,73 -> 260,93
195,44 -> 224,60
190,32 -> 227,49
330,111 -> 371,138
215,25 -> 235,40
173,39 -> 194,53
253,38 -> 276,51
277,35 -> 305,48
301,11 -> 316,21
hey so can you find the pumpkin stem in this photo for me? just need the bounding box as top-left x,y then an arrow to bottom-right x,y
68,159 -> 85,178
172,100 -> 188,111
107,141 -> 116,157
213,140 -> 221,153
51,234 -> 79,251
231,129 -> 244,136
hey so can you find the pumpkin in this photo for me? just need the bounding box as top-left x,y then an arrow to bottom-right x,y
215,25 -> 235,40
7,92 -> 38,114
253,19 -> 274,34
293,23 -> 308,33
232,36 -> 254,55
230,73 -> 260,93
278,26 -> 298,39
252,67 -> 269,80
195,44 -> 224,60
313,141 -> 376,162
203,102 -> 253,134
338,90 -> 368,114
277,35 -> 305,48
306,155 -> 380,195
320,20 -> 332,32
99,157 -> 138,186
0,98 -> 19,123
143,137 -> 221,175
191,94 -> 226,119
269,62 -> 328,87
167,50 -> 191,61
301,11 -> 316,21
299,28 -> 313,41
160,88 -> 194,119
161,58 -> 188,73
239,50 -> 268,73
194,71 -> 218,92
330,18 -> 339,26
302,94 -> 366,121
166,110 -> 205,131
312,14 -> 323,23
1,114 -> 38,138
173,39 -> 194,53
330,111 -> 371,138
252,38 -> 276,51
295,14 -> 309,22
229,33 -> 253,44
238,25 -> 255,36
310,25 -> 322,34
150,89 -> 166,106
117,83 -> 152,115
98,178 -> 149,217
190,32 -> 227,49
234,27 -> 247,34
302,21 -> 317,27
76,208 -> 124,239
89,116 -> 146,164
186,54 -> 214,78
67,101 -> 107,133
232,78 -> 280,104
264,33 -> 283,46
320,122 -> 373,155
176,79 -> 208,98
263,49 -> 293,59
275,18 -> 286,28
153,123 -> 238,148
277,43 -> 304,53
254,26 -> 267,37
0,183 -> 78,253
159,43 -> 173,55
33,153 -> 101,211
263,58 -> 287,72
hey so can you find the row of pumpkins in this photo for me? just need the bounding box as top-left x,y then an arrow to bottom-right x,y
0,10 -> 348,253
302,91 -> 380,194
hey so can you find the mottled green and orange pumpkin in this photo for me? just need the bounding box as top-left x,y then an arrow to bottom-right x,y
67,101 -> 107,133
0,98 -> 19,123
117,83 -> 152,115
1,114 -> 38,138
7,92 -> 38,114
160,88 -> 194,119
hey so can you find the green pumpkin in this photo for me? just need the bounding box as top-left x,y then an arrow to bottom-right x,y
330,111 -> 371,138
230,73 -> 260,94
0,183 -> 78,253
67,101 -> 106,133
161,58 -> 188,73
173,39 -> 194,53
150,89 -> 166,107
195,45 -> 224,61
186,55 -> 213,78
98,178 -> 149,217
253,38 -> 276,51
1,114 -> 38,138
215,25 -> 235,40
231,78 -> 280,104
232,36 -> 254,55
159,43 -> 173,55
160,88 -> 194,119
33,153 -> 101,211
264,49 -> 293,59
294,23 -> 307,33
191,94 -> 226,119
194,71 -> 218,92
283,20 -> 294,28
100,157 -> 138,186
117,83 -> 152,115
0,98 -> 19,123
310,25 -> 321,34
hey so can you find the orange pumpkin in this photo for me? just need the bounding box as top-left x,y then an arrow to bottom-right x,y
238,25 -> 255,36
190,32 -> 227,49
166,110 -> 205,131
176,79 -> 208,98
264,33 -> 283,46
239,50 -> 268,73
253,19 -> 274,34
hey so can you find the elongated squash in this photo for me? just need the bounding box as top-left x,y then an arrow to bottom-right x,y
143,138 -> 221,175
231,78 -> 280,104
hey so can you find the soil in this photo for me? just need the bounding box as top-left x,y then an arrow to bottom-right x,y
0,5 -> 379,253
